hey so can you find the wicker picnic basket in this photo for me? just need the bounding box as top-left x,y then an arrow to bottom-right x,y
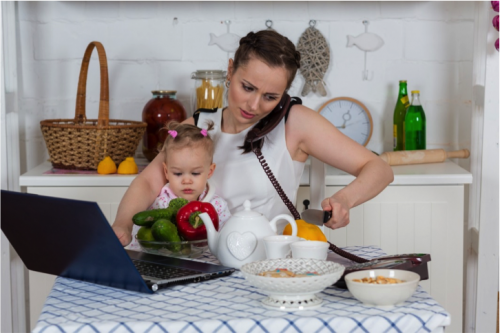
40,41 -> 146,170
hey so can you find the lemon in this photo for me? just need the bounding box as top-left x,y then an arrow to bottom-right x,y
117,157 -> 139,174
97,156 -> 117,174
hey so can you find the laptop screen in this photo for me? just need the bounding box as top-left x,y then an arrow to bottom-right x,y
1,190 -> 152,293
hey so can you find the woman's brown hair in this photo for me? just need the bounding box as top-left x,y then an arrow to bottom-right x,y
232,30 -> 301,153
161,121 -> 215,161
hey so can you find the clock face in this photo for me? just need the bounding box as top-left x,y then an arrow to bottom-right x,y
318,97 -> 373,147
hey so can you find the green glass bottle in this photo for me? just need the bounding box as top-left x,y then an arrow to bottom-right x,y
393,80 -> 410,151
404,90 -> 426,150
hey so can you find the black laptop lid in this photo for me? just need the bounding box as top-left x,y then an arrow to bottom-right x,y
1,190 -> 152,294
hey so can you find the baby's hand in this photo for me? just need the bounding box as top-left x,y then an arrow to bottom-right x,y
113,225 -> 132,247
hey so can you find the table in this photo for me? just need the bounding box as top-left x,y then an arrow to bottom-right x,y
33,246 -> 450,333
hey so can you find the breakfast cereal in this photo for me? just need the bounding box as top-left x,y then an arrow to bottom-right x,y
259,269 -> 321,278
352,276 -> 405,284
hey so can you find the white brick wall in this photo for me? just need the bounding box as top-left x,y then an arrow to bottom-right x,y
16,1 -> 475,171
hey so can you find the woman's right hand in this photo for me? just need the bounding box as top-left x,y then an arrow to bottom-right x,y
321,193 -> 351,230
113,225 -> 132,246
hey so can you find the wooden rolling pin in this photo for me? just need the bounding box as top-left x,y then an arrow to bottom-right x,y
380,149 -> 470,166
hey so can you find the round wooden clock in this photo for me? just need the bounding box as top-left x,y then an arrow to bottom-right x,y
317,97 -> 373,147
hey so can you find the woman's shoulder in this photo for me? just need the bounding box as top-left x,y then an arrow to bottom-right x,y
194,107 -> 221,126
183,117 -> 195,125
284,101 -> 330,159
287,103 -> 318,123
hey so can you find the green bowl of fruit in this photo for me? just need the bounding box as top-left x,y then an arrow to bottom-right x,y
133,198 -> 218,259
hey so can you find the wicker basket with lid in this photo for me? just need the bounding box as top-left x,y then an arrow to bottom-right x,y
40,41 -> 146,170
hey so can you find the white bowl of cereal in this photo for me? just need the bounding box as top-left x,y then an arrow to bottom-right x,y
345,269 -> 420,308
240,258 -> 345,311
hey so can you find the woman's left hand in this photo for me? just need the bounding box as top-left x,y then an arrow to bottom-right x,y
321,193 -> 351,229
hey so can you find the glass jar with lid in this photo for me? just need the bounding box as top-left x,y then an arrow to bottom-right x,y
191,70 -> 226,111
142,90 -> 186,162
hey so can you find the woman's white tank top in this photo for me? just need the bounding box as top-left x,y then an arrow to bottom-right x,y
198,109 -> 305,233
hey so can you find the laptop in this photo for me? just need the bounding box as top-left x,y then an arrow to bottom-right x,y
1,190 -> 235,294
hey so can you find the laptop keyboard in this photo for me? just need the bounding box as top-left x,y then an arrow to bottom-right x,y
132,259 -> 201,280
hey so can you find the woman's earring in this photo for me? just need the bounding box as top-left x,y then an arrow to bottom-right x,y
225,80 -> 230,88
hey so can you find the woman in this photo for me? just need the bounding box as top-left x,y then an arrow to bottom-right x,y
113,30 -> 393,247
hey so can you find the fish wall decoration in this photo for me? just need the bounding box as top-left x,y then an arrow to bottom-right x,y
209,32 -> 240,52
297,20 -> 330,97
347,32 -> 384,52
209,20 -> 240,53
347,21 -> 384,81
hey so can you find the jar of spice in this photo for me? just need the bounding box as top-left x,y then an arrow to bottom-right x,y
142,90 -> 186,162
191,70 -> 226,111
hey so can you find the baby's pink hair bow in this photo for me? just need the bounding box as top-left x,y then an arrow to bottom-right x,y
200,129 -> 208,137
168,130 -> 178,138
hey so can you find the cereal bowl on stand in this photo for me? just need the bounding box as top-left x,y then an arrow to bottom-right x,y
345,269 -> 420,308
240,258 -> 345,311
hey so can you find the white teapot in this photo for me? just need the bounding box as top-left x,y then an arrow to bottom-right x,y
199,200 -> 298,268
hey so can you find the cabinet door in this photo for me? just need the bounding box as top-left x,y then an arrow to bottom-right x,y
295,186 -> 311,213
324,185 -> 464,333
25,186 -> 128,331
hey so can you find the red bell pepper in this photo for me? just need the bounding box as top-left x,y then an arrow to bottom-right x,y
176,201 -> 219,241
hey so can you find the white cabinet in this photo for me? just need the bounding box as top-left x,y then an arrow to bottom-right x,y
297,161 -> 471,333
327,185 -> 464,332
298,184 -> 466,333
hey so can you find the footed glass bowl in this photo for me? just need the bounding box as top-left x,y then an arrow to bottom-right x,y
136,236 -> 208,258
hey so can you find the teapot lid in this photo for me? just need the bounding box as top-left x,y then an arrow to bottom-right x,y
233,200 -> 262,218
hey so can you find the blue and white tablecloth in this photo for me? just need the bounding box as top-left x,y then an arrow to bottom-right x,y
34,246 -> 450,333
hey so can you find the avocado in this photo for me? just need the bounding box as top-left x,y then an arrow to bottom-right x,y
132,208 -> 175,227
151,219 -> 181,252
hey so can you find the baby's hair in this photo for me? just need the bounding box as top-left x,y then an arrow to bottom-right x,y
161,121 -> 215,161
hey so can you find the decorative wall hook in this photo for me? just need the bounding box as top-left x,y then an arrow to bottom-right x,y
346,20 -> 384,81
266,20 -> 273,30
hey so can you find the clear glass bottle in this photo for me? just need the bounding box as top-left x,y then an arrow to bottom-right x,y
404,90 -> 426,150
191,70 -> 226,111
142,90 -> 187,162
393,80 -> 409,151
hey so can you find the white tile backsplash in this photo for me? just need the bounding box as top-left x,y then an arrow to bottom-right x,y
16,1 -> 475,171
107,19 -> 183,61
405,21 -> 474,62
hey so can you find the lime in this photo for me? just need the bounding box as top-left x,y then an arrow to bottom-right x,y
137,226 -> 161,249
137,226 -> 155,241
